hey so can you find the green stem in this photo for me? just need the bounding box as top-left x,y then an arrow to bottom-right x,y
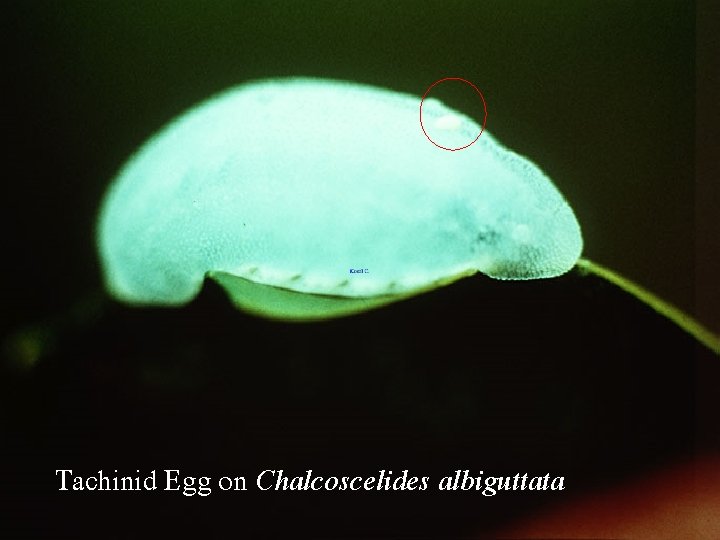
576,258 -> 720,356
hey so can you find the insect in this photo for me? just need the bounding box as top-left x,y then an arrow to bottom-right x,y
97,78 -> 581,320
96,78 -> 719,355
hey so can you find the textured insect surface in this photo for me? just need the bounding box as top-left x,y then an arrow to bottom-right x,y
97,78 -> 583,320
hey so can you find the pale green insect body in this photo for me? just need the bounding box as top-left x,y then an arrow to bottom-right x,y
98,78 -> 583,320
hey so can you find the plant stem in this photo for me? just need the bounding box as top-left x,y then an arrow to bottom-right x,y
576,257 -> 720,356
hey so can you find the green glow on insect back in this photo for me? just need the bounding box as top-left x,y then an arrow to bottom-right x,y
96,77 -> 719,355
98,78 -> 582,317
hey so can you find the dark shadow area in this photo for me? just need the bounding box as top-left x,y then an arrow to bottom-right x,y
3,269 -> 714,538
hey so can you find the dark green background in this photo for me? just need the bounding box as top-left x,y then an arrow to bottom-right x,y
3,2 -> 717,538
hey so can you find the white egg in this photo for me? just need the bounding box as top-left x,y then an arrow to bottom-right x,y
434,113 -> 462,131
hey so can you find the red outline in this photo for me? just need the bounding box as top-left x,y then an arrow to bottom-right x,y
420,77 -> 488,151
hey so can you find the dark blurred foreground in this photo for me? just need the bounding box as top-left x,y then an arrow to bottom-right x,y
3,269 -> 717,538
